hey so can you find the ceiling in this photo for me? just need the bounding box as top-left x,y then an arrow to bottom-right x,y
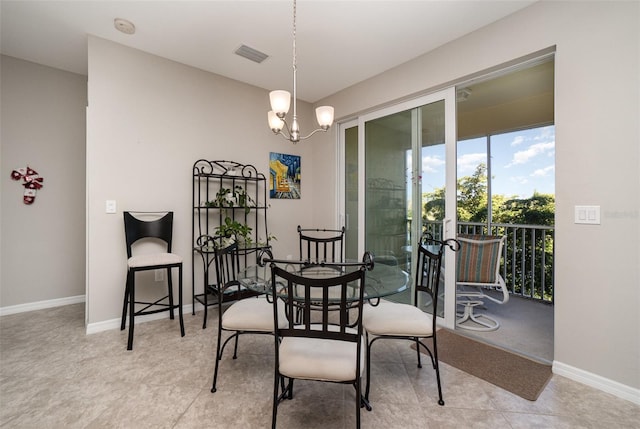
1,0 -> 536,103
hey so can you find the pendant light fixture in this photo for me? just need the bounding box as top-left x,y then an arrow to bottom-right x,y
267,0 -> 334,143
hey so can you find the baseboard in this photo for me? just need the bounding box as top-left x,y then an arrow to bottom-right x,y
553,360 -> 640,405
0,295 -> 85,316
86,303 -> 201,334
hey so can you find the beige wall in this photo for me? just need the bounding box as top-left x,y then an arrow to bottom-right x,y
320,1 -> 639,396
1,56 -> 86,310
86,37 -> 336,327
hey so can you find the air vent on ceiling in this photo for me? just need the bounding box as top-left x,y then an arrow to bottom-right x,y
234,45 -> 269,64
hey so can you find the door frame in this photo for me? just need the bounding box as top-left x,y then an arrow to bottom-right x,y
338,87 -> 457,328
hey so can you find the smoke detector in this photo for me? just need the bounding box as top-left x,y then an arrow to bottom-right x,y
114,18 -> 136,35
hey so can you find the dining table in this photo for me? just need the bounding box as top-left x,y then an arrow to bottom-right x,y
237,255 -> 411,302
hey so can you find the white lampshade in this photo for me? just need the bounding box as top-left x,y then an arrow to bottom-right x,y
315,106 -> 334,128
268,110 -> 284,132
269,90 -> 291,116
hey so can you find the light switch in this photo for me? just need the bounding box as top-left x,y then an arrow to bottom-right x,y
106,200 -> 117,214
575,205 -> 600,224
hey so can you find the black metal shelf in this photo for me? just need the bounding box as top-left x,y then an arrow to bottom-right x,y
191,160 -> 271,315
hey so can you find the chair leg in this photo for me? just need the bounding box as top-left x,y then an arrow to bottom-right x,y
433,337 -> 445,406
167,268 -> 175,320
457,302 -> 500,331
121,271 -> 131,331
415,338 -> 422,368
232,332 -> 239,359
287,378 -> 294,399
272,374 -> 280,429
127,274 -> 135,350
211,321 -> 223,392
178,265 -> 184,337
364,333 -> 372,401
355,378 -> 361,429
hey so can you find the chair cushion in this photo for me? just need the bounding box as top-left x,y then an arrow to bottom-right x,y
222,295 -> 287,332
363,300 -> 433,337
456,235 -> 503,283
278,325 -> 364,382
128,252 -> 182,268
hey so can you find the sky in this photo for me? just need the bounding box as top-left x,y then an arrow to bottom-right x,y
420,125 -> 555,199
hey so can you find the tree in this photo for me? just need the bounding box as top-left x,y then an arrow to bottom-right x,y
493,192 -> 555,226
422,163 -> 488,222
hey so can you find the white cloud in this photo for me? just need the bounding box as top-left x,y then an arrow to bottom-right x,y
456,152 -> 485,173
422,155 -> 445,173
511,135 -> 525,146
506,141 -> 555,167
531,165 -> 555,177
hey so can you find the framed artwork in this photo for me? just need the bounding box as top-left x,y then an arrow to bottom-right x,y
269,152 -> 301,199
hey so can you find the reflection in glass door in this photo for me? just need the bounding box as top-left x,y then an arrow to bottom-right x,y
364,110 -> 412,275
342,88 -> 456,327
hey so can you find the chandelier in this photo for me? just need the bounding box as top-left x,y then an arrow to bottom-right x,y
267,0 -> 334,144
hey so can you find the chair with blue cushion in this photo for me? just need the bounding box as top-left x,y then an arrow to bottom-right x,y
456,234 -> 508,331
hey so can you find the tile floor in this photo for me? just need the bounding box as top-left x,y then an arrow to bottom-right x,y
1,303 -> 638,428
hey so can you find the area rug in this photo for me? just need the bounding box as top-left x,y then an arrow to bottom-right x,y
411,329 -> 552,401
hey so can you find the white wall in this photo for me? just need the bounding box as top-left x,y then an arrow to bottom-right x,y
86,37 -> 335,327
1,56 -> 86,311
319,1 -> 639,397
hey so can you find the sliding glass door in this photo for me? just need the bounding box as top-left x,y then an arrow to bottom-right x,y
340,88 -> 457,327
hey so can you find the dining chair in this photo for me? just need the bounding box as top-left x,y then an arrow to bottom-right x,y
210,241 -> 287,393
456,234 -> 508,331
269,258 -> 370,429
363,235 -> 459,406
298,225 -> 345,264
121,211 -> 184,350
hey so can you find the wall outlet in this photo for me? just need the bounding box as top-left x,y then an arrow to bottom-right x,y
154,270 -> 164,282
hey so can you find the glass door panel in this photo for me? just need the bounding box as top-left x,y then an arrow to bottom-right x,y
344,125 -> 359,260
357,88 -> 456,323
364,110 -> 412,278
340,88 -> 455,325
419,100 -> 447,317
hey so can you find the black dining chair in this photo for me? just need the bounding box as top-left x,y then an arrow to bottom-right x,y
121,211 -> 184,350
298,225 -> 345,264
210,241 -> 287,393
363,235 -> 459,406
269,257 -> 371,429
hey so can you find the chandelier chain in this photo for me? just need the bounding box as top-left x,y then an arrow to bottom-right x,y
292,0 -> 297,118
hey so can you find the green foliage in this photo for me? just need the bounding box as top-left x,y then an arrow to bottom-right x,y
422,163 -> 554,227
494,192 -> 555,226
205,185 -> 254,214
214,216 -> 253,246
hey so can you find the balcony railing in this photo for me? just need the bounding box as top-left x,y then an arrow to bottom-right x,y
423,221 -> 555,304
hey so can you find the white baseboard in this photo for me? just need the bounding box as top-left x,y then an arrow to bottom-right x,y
0,295 -> 85,316
86,303 -> 201,334
553,360 -> 640,405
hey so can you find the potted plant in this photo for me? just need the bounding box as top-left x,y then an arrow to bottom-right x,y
206,185 -> 254,213
214,216 -> 253,248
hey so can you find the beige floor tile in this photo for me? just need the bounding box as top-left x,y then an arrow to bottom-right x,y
1,303 -> 639,429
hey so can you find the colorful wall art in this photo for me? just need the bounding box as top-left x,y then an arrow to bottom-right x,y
269,152 -> 301,199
